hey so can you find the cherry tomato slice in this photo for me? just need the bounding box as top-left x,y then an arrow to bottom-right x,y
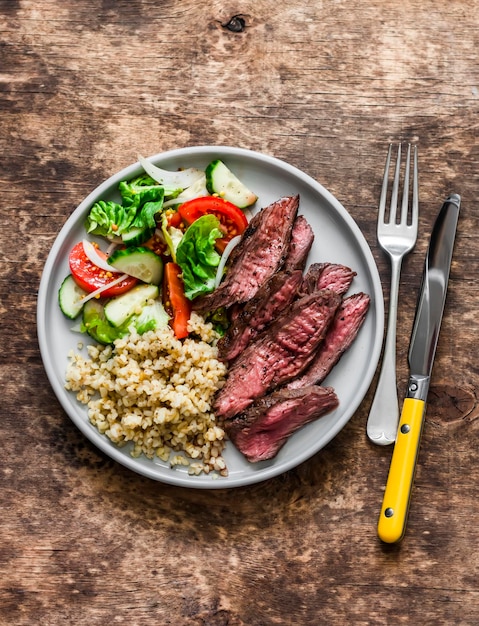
162,262 -> 192,339
178,196 -> 248,251
68,242 -> 137,297
143,231 -> 168,257
166,209 -> 183,229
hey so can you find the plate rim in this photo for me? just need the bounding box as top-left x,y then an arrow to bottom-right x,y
37,145 -> 384,489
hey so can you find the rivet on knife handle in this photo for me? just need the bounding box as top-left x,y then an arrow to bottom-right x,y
378,396 -> 426,543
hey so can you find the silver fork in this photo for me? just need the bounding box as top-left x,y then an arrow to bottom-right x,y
367,143 -> 419,445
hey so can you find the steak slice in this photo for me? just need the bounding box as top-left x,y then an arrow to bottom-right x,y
193,195 -> 299,313
300,262 -> 356,297
283,215 -> 314,272
225,386 -> 339,463
218,269 -> 303,362
287,292 -> 370,390
214,290 -> 341,419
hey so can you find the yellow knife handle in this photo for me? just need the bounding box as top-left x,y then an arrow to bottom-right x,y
377,398 -> 426,543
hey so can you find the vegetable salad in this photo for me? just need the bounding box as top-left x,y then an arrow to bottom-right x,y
58,156 -> 257,343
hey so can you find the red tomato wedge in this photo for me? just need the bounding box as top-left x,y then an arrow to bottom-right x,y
162,262 -> 192,339
178,196 -> 248,252
166,209 -> 183,229
68,242 -> 137,297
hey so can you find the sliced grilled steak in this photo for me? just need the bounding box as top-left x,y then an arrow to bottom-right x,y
214,290 -> 341,419
283,215 -> 314,272
225,385 -> 339,462
218,269 -> 303,362
193,195 -> 299,313
300,262 -> 356,297
287,292 -> 370,390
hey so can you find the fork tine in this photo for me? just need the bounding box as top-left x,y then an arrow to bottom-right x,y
389,144 -> 402,224
378,144 -> 392,224
400,143 -> 411,225
412,145 -> 419,230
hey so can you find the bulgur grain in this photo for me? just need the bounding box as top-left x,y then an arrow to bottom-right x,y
65,313 -> 229,476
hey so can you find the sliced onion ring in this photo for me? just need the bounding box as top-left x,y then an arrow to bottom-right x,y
138,154 -> 204,189
214,236 -> 242,289
80,273 -> 131,304
163,174 -> 209,208
82,239 -> 119,273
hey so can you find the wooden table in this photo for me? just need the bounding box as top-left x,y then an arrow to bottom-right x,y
2,1 -> 478,624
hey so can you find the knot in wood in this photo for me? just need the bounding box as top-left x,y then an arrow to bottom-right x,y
222,14 -> 246,33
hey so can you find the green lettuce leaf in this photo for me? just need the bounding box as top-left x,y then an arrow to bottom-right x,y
176,215 -> 223,300
82,299 -> 169,345
119,175 -> 180,206
85,176 -> 169,239
132,195 -> 165,231
85,200 -> 138,238
161,212 -> 183,263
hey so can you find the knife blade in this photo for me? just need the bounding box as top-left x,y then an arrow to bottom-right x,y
377,193 -> 460,544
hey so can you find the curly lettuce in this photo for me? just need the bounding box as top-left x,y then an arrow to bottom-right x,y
85,176 -> 170,239
85,200 -> 137,238
119,175 -> 178,208
176,215 -> 223,300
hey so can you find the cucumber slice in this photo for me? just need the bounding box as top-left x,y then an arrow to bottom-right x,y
121,224 -> 155,247
205,159 -> 257,208
83,300 -> 126,344
83,297 -> 168,344
104,283 -> 159,328
108,246 -> 164,285
58,275 -> 88,319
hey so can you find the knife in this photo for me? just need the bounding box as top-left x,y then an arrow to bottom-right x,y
377,193 -> 460,544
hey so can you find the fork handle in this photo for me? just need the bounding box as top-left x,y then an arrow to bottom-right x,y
366,254 -> 403,445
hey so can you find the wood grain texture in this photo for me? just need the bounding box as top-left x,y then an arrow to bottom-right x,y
1,0 -> 479,624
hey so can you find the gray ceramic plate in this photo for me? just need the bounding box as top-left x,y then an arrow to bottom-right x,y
37,146 -> 384,489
